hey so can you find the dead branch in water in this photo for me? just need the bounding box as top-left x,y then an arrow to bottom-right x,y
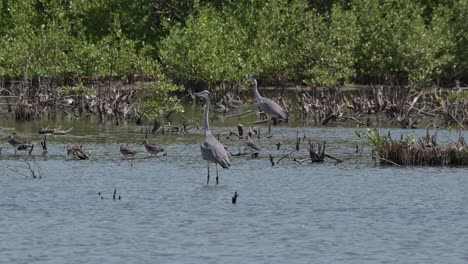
374,129 -> 468,166
38,126 -> 73,135
1,161 -> 43,179
276,150 -> 297,164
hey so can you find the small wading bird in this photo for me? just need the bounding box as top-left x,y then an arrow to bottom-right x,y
196,90 -> 231,185
120,144 -> 137,157
245,132 -> 261,155
245,76 -> 288,122
6,134 -> 32,155
142,140 -> 164,157
66,144 -> 90,160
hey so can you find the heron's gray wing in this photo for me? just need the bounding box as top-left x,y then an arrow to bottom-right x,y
201,135 -> 231,168
260,97 -> 288,119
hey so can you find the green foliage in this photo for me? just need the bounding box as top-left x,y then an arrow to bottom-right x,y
159,5 -> 248,84
352,0 -> 455,88
302,5 -> 357,86
355,127 -> 389,152
159,0 -> 311,85
0,0 -> 467,88
446,90 -> 468,104
356,127 -> 416,152
0,0 -> 160,80
138,77 -> 184,120
435,0 -> 468,81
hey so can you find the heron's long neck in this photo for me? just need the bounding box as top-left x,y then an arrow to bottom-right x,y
203,98 -> 211,136
252,80 -> 262,102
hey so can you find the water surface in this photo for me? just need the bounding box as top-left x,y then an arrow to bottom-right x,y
1,120 -> 467,263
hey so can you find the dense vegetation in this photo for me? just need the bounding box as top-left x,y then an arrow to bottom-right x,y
0,0 -> 466,90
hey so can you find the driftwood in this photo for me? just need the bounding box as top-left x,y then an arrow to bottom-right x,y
39,126 -> 73,135
308,141 -> 325,162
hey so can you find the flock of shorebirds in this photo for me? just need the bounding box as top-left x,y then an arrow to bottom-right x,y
2,133 -> 165,160
2,77 -> 288,185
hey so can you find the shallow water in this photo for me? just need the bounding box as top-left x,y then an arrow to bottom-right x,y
1,119 -> 468,263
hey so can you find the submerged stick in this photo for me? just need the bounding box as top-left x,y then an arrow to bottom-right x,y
276,150 -> 296,164
269,154 -> 275,166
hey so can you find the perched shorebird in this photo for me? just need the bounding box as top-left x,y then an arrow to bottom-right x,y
245,132 -> 261,154
246,76 -> 288,122
120,144 -> 137,157
196,90 -> 231,185
142,140 -> 164,157
66,144 -> 90,160
6,134 -> 31,155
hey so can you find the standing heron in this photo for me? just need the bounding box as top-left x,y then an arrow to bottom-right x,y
196,90 -> 231,185
245,76 -> 288,121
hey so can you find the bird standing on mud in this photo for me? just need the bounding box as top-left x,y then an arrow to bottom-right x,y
142,140 -> 164,157
6,134 -> 32,155
245,132 -> 261,155
196,90 -> 231,185
245,76 -> 288,122
120,144 -> 137,157
66,144 -> 90,160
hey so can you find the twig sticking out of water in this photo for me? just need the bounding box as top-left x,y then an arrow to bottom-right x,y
22,161 -> 42,179
238,124 -> 244,138
99,190 -> 122,200
227,127 -> 241,139
232,191 -> 239,204
276,150 -> 297,164
275,142 -> 281,150
28,144 -> 34,155
269,154 -> 275,166
308,140 -> 325,162
40,135 -> 47,155
296,131 -> 300,151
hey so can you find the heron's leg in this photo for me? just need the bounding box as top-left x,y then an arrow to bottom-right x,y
216,164 -> 219,185
207,162 -> 210,185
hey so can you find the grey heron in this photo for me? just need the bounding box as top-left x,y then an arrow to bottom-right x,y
196,90 -> 231,185
245,76 -> 288,121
